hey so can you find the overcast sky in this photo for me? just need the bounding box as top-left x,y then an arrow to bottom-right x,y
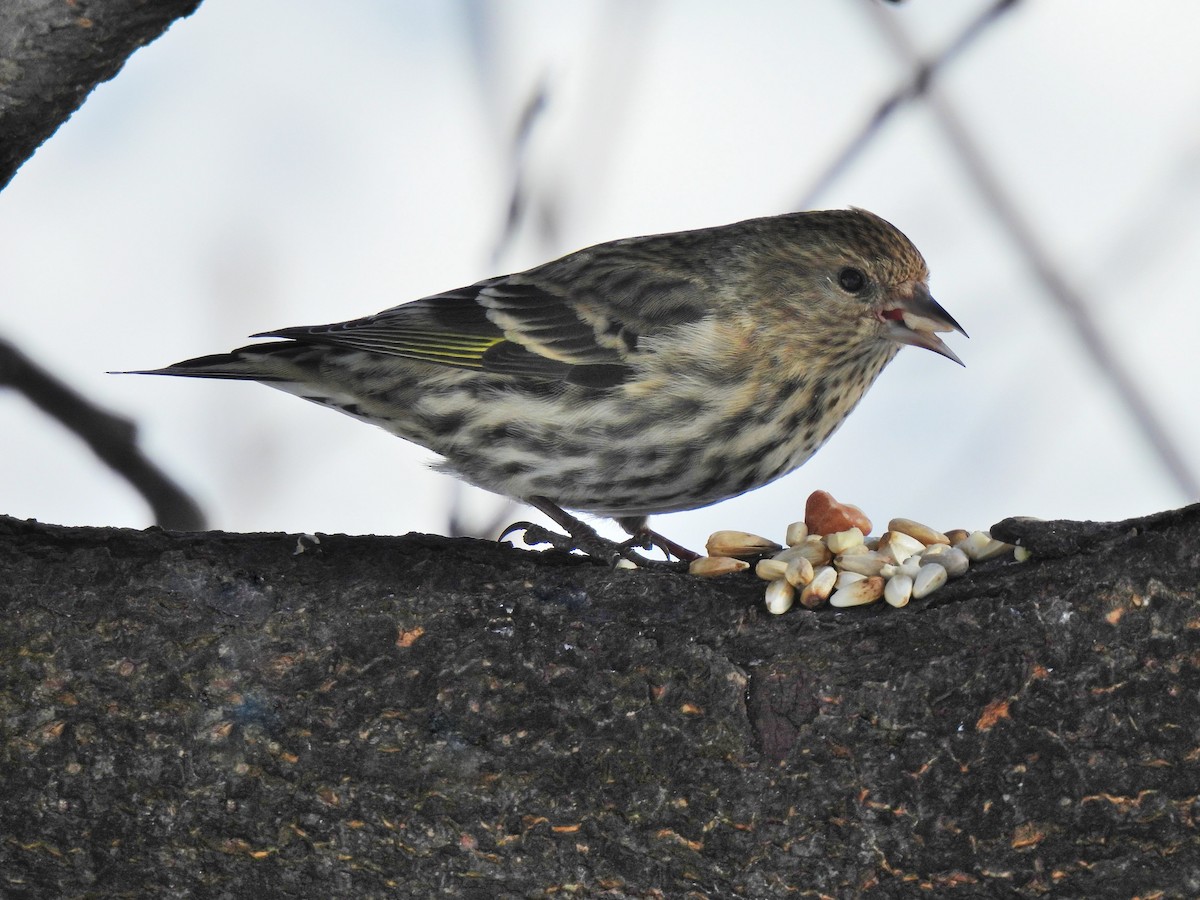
3,0 -> 1198,552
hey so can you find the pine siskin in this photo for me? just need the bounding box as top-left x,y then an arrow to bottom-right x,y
134,209 -> 965,561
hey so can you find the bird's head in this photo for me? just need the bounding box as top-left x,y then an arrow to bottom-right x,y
772,208 -> 966,366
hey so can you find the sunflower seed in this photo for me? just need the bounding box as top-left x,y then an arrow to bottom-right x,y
835,551 -> 888,577
922,544 -> 969,578
799,565 -> 838,608
706,530 -> 781,558
825,527 -> 866,555
829,575 -> 884,608
785,521 -> 809,547
912,563 -> 948,598
689,556 -> 750,577
888,517 -> 950,546
884,574 -> 913,608
785,555 -> 815,587
755,558 -> 789,581
765,579 -> 795,615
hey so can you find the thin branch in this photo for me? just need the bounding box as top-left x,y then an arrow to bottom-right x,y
0,338 -> 206,530
866,3 -> 1199,500
798,0 -> 1021,210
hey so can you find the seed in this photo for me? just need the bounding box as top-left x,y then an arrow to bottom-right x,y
775,538 -> 832,568
912,563 -> 948,599
923,545 -> 969,578
1014,546 -> 1032,563
829,575 -> 884,608
689,556 -> 750,577
955,530 -> 1011,562
785,556 -> 815,587
800,565 -> 838,608
614,558 -> 639,570
884,574 -> 913,608
764,579 -> 795,615
784,521 -> 809,547
755,559 -> 789,581
944,529 -> 970,546
835,570 -> 867,589
888,517 -> 950,546
824,527 -> 865,555
705,530 -> 781,558
975,538 -> 1015,562
879,531 -> 926,565
835,551 -> 888,577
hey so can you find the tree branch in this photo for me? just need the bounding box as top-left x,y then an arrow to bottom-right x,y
0,0 -> 203,190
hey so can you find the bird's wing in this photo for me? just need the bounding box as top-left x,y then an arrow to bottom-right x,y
257,244 -> 717,388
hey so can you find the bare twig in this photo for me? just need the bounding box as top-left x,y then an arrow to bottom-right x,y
866,3 -> 1199,500
798,0 -> 1021,210
0,338 -> 206,530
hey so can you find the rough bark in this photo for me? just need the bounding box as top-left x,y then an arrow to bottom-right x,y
0,0 -> 203,190
1,507 -> 1198,898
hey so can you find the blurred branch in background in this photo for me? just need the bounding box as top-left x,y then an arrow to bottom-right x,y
798,0 -> 1021,210
867,1 -> 1200,501
0,339 -> 205,531
450,0 -> 659,539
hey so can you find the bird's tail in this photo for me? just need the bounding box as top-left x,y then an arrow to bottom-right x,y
115,342 -> 306,382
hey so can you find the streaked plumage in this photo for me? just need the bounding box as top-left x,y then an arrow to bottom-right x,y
134,208 -> 965,558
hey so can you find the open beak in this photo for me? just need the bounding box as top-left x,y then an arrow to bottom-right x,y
881,284 -> 967,366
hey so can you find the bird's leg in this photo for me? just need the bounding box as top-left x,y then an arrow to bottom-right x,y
616,516 -> 700,563
501,498 -> 686,569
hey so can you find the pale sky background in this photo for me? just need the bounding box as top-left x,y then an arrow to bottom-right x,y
2,1 -> 1198,552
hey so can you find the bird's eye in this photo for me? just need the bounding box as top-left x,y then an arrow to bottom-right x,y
837,267 -> 867,294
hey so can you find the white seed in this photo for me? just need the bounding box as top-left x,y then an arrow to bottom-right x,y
784,521 -> 809,547
835,570 -> 867,589
912,563 -> 948,599
824,527 -> 865,555
944,529 -> 970,546
955,530 -> 990,559
888,517 -> 950,546
689,556 -> 750,577
975,538 -> 1015,561
755,558 -> 789,581
1014,546 -> 1032,563
764,579 -> 795,615
880,531 -> 926,565
835,551 -> 888,577
706,530 -> 781,558
884,574 -> 913,608
775,538 -> 831,568
785,555 -> 815,587
614,558 -> 639,570
829,575 -> 884,608
929,546 -> 969,578
800,565 -> 838,607
880,563 -> 899,578
898,557 -> 922,579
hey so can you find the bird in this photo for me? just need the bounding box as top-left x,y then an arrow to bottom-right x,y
131,208 -> 965,563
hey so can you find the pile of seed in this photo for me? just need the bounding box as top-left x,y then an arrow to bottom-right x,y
688,491 -> 1027,614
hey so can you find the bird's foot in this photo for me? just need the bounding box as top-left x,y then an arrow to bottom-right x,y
499,519 -> 687,571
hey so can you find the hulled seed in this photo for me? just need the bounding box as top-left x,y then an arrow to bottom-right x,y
689,556 -> 750,577
829,575 -> 885,608
912,563 -> 948,599
765,579 -> 795,615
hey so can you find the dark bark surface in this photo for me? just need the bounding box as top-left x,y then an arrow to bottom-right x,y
2,507 -> 1198,898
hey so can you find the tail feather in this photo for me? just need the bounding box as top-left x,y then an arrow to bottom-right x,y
115,342 -> 302,381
